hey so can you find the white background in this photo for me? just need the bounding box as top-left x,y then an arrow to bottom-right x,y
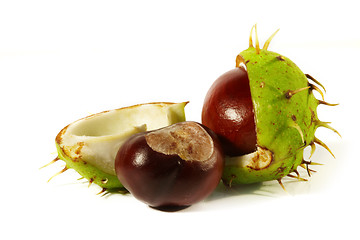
1,0 -> 358,239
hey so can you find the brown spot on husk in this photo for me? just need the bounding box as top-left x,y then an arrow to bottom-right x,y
277,55 -> 285,61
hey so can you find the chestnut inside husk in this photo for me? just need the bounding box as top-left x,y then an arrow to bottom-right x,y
201,66 -> 257,156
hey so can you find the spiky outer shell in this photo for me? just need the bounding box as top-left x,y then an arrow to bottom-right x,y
222,47 -> 320,185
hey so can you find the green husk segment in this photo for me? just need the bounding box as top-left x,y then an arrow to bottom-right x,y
48,102 -> 188,191
222,47 -> 320,185
55,142 -> 124,190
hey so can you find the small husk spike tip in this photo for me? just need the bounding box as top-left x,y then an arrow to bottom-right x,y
249,25 -> 255,48
301,160 -> 323,177
249,25 -> 279,53
88,178 -> 94,188
306,74 -> 326,93
277,178 -> 287,192
315,120 -> 341,137
314,137 -> 336,158
289,121 -> 305,143
309,142 -> 316,159
39,157 -> 59,169
287,173 -> 308,182
309,83 -> 325,101
47,166 -> 68,183
263,28 -> 280,50
254,24 -> 260,54
248,24 -> 260,53
97,188 -> 107,196
302,160 -> 323,166
318,100 -> 339,107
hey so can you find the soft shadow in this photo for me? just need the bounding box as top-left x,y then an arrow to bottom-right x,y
205,181 -> 263,202
203,180 -> 285,205
150,205 -> 191,212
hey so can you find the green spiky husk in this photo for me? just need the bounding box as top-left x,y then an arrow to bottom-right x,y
56,143 -> 125,190
222,47 -> 320,185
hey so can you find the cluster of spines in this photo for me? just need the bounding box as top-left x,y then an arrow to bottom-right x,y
246,24 -> 340,190
277,73 -> 340,191
40,157 -> 127,196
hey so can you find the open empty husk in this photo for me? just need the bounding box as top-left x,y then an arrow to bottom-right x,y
52,102 -> 188,190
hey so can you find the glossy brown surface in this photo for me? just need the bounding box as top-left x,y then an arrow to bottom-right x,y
115,122 -> 224,209
202,67 -> 257,156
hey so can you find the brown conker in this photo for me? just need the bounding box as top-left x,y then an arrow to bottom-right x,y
201,66 -> 257,156
114,121 -> 224,209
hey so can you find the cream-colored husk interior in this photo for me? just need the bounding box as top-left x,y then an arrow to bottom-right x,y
59,102 -> 187,175
226,147 -> 273,170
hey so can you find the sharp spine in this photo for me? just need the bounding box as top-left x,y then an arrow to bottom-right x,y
277,178 -> 287,192
305,74 -> 326,93
309,83 -> 325,101
314,137 -> 335,158
302,159 -> 323,166
39,157 -> 59,169
254,24 -> 260,54
249,25 -> 255,48
88,178 -> 94,188
300,160 -> 315,177
263,28 -> 280,50
97,188 -> 107,196
47,166 -> 68,182
285,86 -> 311,99
300,163 -> 312,177
293,169 -> 300,177
309,142 -> 316,159
315,120 -> 342,137
287,173 -> 308,181
289,121 -> 305,143
318,100 -> 339,106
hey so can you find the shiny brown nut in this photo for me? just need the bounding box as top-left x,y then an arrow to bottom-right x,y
202,67 -> 257,156
115,121 -> 224,210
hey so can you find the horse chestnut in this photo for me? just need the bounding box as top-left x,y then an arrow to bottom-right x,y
115,121 -> 224,209
201,25 -> 339,187
201,66 -> 257,156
